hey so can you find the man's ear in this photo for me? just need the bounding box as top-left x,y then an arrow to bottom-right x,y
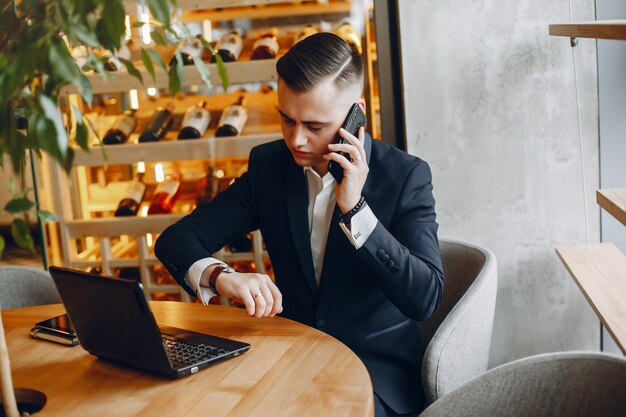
357,97 -> 366,114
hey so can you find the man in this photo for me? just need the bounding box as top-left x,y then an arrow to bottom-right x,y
155,32 -> 444,416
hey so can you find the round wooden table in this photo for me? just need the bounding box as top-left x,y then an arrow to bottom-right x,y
2,302 -> 374,417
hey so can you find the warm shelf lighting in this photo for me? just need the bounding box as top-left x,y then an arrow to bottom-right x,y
155,163 -> 164,182
146,233 -> 153,247
203,20 -> 213,42
137,161 -> 145,174
140,205 -> 149,217
147,87 -> 157,96
124,15 -> 131,41
129,89 -> 139,110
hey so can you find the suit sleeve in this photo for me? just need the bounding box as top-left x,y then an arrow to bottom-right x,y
359,160 -> 444,321
154,148 -> 259,295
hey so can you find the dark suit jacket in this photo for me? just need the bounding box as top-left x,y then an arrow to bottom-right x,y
155,134 -> 444,413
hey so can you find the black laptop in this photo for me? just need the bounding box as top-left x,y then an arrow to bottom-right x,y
48,266 -> 250,378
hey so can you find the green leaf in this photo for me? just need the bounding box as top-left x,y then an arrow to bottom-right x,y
168,50 -> 183,96
8,176 -> 17,193
5,197 -> 35,213
140,48 -> 156,83
0,235 -> 5,259
146,48 -> 166,71
192,53 -> 211,88
13,187 -> 32,199
119,57 -> 143,85
102,0 -> 125,50
147,0 -> 171,28
197,35 -> 229,91
11,218 -> 36,253
71,23 -> 100,47
132,21 -> 147,28
151,28 -> 167,46
77,73 -> 93,106
37,210 -> 57,223
48,41 -> 81,85
39,95 -> 69,158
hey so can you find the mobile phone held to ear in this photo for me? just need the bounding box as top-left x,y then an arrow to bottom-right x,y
30,313 -> 79,346
328,103 -> 367,183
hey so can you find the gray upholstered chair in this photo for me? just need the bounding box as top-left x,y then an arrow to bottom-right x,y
419,239 -> 497,404
0,266 -> 61,310
419,352 -> 626,417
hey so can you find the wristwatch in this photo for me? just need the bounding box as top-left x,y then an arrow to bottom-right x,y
207,264 -> 236,295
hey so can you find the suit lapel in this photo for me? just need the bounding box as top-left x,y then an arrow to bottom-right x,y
318,133 -> 374,295
285,160 -> 318,297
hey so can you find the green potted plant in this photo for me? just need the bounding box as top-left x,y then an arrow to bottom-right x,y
0,0 -> 228,259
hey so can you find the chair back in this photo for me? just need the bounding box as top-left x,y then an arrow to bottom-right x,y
418,239 -> 497,403
0,266 -> 61,310
420,352 -> 626,417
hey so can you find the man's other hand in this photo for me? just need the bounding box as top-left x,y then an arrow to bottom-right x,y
216,272 -> 283,318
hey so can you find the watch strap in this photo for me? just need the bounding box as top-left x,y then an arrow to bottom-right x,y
208,264 -> 235,295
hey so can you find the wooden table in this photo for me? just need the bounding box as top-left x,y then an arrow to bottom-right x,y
2,302 -> 374,417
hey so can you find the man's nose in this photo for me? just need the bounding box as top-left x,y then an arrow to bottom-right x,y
291,125 -> 307,147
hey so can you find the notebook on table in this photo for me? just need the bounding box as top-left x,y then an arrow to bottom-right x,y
48,266 -> 250,378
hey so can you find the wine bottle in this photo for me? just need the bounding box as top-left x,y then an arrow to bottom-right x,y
210,31 -> 243,63
103,110 -> 136,145
215,97 -> 247,137
335,22 -> 362,54
250,28 -> 279,60
138,104 -> 175,143
195,165 -> 219,206
148,178 -> 181,214
293,24 -> 320,45
169,37 -> 204,67
114,172 -> 146,217
178,101 -> 211,140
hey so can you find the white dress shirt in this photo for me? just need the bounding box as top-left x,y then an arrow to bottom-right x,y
186,167 -> 378,303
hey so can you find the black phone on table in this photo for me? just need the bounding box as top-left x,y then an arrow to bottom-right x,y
328,103 -> 367,183
30,313 -> 79,346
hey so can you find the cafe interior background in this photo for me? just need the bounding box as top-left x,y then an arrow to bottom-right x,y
0,0 -> 623,377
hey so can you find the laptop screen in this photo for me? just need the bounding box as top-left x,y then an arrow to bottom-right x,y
49,266 -> 172,373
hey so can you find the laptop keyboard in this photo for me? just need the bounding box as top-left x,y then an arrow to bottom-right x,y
162,334 -> 230,366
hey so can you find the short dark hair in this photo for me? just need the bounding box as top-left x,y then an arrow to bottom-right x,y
276,32 -> 363,93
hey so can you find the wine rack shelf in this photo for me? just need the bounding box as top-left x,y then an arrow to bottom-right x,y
182,1 -> 352,22
61,59 -> 278,96
74,132 -> 281,167
123,0 -> 304,14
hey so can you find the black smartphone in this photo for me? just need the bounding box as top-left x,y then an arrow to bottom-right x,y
328,103 -> 367,183
30,314 -> 79,346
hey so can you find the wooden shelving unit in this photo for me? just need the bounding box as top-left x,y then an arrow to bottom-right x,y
556,244 -> 626,354
550,20 -> 626,353
597,188 -> 626,228
549,20 -> 626,41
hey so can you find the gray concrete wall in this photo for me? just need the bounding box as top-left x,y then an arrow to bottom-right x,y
396,0 -> 601,366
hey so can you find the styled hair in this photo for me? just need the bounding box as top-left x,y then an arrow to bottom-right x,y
276,32 -> 363,93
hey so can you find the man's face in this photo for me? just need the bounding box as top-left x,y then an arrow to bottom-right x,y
277,78 -> 362,176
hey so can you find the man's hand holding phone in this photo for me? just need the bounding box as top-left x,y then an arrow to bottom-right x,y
324,103 -> 369,214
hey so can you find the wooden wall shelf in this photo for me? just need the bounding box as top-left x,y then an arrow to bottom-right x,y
597,188 -> 626,228
64,214 -> 184,238
556,243 -> 626,354
549,20 -> 626,41
61,59 -> 277,96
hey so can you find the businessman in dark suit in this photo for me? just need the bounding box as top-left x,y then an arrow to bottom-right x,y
155,32 -> 444,416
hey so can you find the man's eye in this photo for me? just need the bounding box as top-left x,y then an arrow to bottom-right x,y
308,126 -> 323,132
281,117 -> 294,125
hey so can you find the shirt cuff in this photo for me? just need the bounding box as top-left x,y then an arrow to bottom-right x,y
339,204 -> 377,249
185,257 -> 223,305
